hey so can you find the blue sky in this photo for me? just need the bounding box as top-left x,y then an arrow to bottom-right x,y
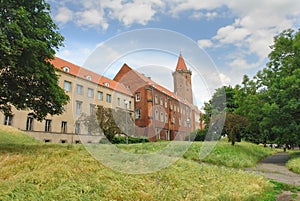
47,0 -> 300,106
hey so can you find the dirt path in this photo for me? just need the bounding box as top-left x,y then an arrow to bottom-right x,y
245,152 -> 300,200
246,152 -> 300,186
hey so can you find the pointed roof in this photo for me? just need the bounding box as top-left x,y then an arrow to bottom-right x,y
175,52 -> 188,71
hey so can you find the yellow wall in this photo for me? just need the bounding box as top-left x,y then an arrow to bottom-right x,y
0,70 -> 134,141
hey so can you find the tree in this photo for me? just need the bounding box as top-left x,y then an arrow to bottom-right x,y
224,113 -> 247,145
234,29 -> 300,145
235,76 -> 266,143
0,0 -> 69,120
96,106 -> 134,142
255,29 -> 300,145
202,85 -> 239,129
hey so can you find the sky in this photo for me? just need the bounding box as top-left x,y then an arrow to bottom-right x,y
47,0 -> 300,107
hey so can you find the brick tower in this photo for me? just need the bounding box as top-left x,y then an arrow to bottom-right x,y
173,53 -> 193,104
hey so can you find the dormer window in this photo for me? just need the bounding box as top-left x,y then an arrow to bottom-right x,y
62,66 -> 70,73
104,82 -> 109,87
86,75 -> 92,80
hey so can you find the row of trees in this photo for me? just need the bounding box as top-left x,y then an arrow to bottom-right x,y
203,29 -> 300,146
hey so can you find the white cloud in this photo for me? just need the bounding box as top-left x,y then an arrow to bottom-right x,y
197,39 -> 213,49
228,58 -> 258,70
76,9 -> 109,29
219,73 -> 231,85
103,0 -> 165,26
51,0 -> 300,88
170,0 -> 223,15
214,25 -> 250,45
54,7 -> 73,24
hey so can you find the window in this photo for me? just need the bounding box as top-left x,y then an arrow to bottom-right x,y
129,101 -> 132,109
104,82 -> 109,87
160,112 -> 164,122
63,81 -> 71,92
172,116 -> 175,124
26,116 -> 34,131
135,109 -> 141,119
76,84 -> 83,95
174,104 -> 177,112
4,115 -> 13,126
166,130 -> 170,141
165,99 -> 168,108
106,94 -> 111,103
155,110 -> 159,120
165,114 -> 168,123
117,98 -> 120,106
97,91 -> 103,100
88,127 -> 92,135
61,121 -> 67,133
90,104 -> 95,115
86,75 -> 92,80
136,92 -> 141,102
45,119 -> 52,132
75,122 -> 80,134
160,97 -> 163,105
156,128 -> 160,140
155,95 -> 158,104
87,88 -> 94,98
76,101 -> 82,115
62,66 -> 70,72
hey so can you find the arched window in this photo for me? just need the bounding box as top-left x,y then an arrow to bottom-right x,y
86,75 -> 92,80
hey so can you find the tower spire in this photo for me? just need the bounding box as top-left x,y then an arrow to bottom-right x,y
176,52 -> 188,71
173,52 -> 193,104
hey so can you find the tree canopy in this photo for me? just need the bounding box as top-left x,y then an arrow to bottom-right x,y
0,0 -> 69,120
203,29 -> 300,146
96,106 -> 134,141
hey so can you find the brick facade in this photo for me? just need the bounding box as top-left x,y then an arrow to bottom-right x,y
114,53 -> 202,141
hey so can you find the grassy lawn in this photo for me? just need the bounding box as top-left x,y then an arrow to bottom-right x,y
115,140 -> 278,168
0,126 -> 280,200
286,151 -> 300,174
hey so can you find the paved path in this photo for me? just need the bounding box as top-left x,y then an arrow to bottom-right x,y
246,152 -> 300,201
246,152 -> 300,186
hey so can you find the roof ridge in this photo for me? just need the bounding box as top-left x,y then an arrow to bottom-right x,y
51,56 -> 132,96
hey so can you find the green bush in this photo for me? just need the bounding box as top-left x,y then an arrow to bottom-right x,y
112,136 -> 149,144
99,138 -> 110,144
185,129 -> 206,141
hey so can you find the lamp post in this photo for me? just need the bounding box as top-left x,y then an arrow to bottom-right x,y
187,118 -> 190,142
124,100 -> 129,145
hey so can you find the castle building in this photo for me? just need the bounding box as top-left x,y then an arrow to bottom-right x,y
0,54 -> 202,143
114,53 -> 202,141
0,57 -> 134,143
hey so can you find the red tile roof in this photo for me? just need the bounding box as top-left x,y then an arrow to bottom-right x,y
175,53 -> 188,71
115,63 -> 193,107
50,57 -> 132,96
